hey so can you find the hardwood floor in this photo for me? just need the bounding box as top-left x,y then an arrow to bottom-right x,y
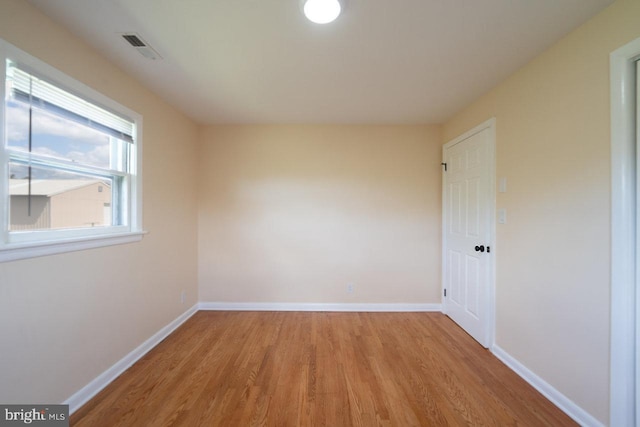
71,312 -> 576,426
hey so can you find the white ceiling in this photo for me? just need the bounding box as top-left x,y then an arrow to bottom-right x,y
28,0 -> 614,125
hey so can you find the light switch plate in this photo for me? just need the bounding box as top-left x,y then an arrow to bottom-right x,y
499,177 -> 507,193
498,209 -> 507,224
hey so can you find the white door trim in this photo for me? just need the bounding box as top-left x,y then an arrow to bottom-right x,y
442,117 -> 497,349
610,36 -> 640,427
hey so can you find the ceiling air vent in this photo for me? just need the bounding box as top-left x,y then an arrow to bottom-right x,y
120,33 -> 162,60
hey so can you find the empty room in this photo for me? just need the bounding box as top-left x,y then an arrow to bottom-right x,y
0,0 -> 638,426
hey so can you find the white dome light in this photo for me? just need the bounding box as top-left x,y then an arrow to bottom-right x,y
303,0 -> 342,24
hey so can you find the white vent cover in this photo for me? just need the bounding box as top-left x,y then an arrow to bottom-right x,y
120,33 -> 162,60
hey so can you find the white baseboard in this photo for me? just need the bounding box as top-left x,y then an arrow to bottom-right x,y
62,302 -> 599,427
64,304 -> 199,414
62,302 -> 435,414
199,302 -> 441,312
491,345 -> 604,427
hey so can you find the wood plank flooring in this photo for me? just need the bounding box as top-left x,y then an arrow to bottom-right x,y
71,312 -> 576,426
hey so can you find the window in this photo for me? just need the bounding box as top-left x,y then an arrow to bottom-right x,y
0,39 -> 144,262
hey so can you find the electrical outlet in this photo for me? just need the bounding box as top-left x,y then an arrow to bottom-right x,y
181,290 -> 186,304
347,283 -> 354,294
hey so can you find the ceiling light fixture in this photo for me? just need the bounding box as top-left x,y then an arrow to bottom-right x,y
302,0 -> 342,24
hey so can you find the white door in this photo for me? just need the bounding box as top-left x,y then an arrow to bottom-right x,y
442,119 -> 495,348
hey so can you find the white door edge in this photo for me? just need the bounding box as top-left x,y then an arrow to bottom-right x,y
610,37 -> 640,427
441,117 -> 497,349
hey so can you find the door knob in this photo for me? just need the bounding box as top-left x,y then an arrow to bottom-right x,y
475,245 -> 485,252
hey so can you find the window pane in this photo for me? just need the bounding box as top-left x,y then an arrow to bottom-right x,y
9,163 -> 116,231
5,99 -> 29,152
6,100 -> 129,171
7,63 -> 134,142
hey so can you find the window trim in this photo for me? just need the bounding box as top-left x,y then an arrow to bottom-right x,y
0,231 -> 147,263
0,39 -> 144,262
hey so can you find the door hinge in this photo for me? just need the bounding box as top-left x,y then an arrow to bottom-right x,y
441,162 -> 447,172
444,289 -> 447,297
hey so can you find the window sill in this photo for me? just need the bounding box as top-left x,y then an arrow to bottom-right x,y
0,231 -> 147,263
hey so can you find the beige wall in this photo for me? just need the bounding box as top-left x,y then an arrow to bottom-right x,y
443,0 -> 640,423
198,125 -> 442,304
0,0 -> 199,405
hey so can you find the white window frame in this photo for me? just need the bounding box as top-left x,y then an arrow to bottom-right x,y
0,39 -> 144,263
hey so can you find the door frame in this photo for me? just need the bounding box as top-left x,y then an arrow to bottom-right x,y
610,37 -> 640,427
442,117 -> 497,349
